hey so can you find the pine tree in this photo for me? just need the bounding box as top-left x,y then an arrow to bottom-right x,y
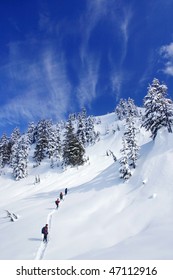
142,78 -> 173,139
63,118 -> 85,166
116,98 -> 138,120
85,116 -> 97,145
12,136 -> 29,180
34,120 -> 51,163
48,124 -> 62,167
77,114 -> 86,145
127,98 -> 139,118
76,108 -> 88,146
54,124 -> 62,164
0,134 -> 11,167
10,128 -> 21,145
115,99 -> 128,120
119,137 -> 132,180
27,122 -> 36,144
124,117 -> 139,169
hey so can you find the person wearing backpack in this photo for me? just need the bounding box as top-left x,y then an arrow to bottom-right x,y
55,198 -> 60,208
60,192 -> 63,200
42,224 -> 48,243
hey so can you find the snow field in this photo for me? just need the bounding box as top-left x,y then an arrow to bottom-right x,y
0,113 -> 173,259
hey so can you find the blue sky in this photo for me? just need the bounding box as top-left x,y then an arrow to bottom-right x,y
1,0 -> 173,135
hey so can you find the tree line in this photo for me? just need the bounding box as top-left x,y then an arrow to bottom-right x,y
0,108 -> 99,180
116,78 -> 173,180
1,78 -> 173,182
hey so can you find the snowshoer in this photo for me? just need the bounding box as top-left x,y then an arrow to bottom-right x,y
55,198 -> 60,208
65,188 -> 68,195
60,192 -> 63,200
42,224 -> 48,243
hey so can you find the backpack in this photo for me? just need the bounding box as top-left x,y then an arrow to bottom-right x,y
41,227 -> 45,234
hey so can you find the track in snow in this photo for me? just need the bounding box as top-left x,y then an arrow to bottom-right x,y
35,209 -> 56,260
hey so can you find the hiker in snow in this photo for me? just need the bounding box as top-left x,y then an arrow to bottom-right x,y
42,224 -> 48,243
60,191 -> 63,200
55,198 -> 60,208
65,188 -> 68,195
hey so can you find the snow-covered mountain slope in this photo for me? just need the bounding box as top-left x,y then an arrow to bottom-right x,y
0,113 -> 173,260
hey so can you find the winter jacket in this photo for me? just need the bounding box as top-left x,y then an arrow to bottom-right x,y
42,226 -> 48,235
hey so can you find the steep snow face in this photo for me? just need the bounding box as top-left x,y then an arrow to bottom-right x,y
0,113 -> 173,260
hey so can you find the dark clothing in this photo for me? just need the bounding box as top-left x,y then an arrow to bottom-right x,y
60,192 -> 63,200
42,225 -> 48,242
43,233 -> 48,242
55,199 -> 60,208
65,188 -> 68,195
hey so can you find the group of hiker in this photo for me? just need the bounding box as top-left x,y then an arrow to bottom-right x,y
42,187 -> 68,243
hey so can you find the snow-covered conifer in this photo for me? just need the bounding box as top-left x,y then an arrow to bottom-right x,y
127,98 -> 139,118
12,136 -> 29,180
48,124 -> 62,167
34,120 -> 52,163
77,114 -> 86,145
10,128 -> 21,145
142,78 -> 173,139
63,118 -> 85,166
124,117 -> 139,169
116,98 -> 138,120
0,134 -> 11,167
27,122 -> 36,144
85,116 -> 97,145
115,99 -> 128,120
119,137 -> 132,180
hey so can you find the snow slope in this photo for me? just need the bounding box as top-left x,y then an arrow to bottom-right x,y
0,113 -> 173,260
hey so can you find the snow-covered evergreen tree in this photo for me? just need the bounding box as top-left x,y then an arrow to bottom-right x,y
119,137 -> 132,180
63,118 -> 85,167
77,114 -> 86,146
12,136 -> 29,180
127,98 -> 139,118
48,124 -> 62,168
85,116 -> 97,145
115,99 -> 128,120
124,116 -> 139,169
142,78 -> 173,139
115,98 -> 138,120
10,128 -> 21,145
27,122 -> 36,144
54,124 -> 62,164
34,120 -> 51,164
0,134 -> 11,167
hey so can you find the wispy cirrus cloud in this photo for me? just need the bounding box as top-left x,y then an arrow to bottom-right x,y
111,72 -> 123,101
109,2 -> 133,100
76,55 -> 100,108
0,0 -> 135,133
78,0 -> 134,104
160,42 -> 173,76
0,39 -> 71,128
119,5 -> 133,64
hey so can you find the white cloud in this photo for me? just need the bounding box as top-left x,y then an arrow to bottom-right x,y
41,50 -> 72,117
0,41 -> 72,127
161,43 -> 173,57
119,6 -> 133,64
111,72 -> 123,101
78,0 -> 134,105
0,0 -> 135,130
160,42 -> 173,76
162,62 -> 173,76
76,55 -> 99,108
